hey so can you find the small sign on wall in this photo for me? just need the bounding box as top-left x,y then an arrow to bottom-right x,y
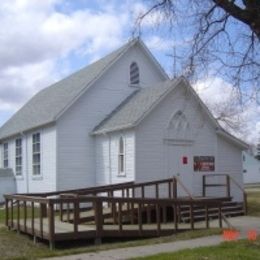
194,156 -> 215,172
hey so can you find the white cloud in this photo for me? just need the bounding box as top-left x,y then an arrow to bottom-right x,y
145,36 -> 172,51
0,60 -> 59,111
131,2 -> 165,27
0,0 -> 130,121
194,77 -> 260,145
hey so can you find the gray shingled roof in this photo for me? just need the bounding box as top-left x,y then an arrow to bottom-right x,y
92,79 -> 180,134
0,40 -> 136,141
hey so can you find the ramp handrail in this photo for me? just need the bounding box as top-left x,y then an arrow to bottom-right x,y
202,174 -> 231,198
173,176 -> 193,200
229,175 -> 248,214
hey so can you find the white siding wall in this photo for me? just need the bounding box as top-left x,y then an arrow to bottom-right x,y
95,130 -> 135,186
0,125 -> 57,193
135,83 -> 244,201
217,136 -> 244,201
56,45 -> 165,190
0,147 -> 2,168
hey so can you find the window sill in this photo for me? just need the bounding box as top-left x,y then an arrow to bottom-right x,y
128,84 -> 141,88
32,175 -> 43,181
15,176 -> 24,180
117,174 -> 126,177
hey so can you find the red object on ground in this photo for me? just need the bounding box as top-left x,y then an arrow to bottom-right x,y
247,230 -> 257,241
223,229 -> 240,241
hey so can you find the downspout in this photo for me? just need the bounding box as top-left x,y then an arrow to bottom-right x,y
21,132 -> 29,193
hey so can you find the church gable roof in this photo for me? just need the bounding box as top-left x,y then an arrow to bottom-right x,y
0,38 -> 168,141
92,78 -> 181,134
92,77 -> 248,150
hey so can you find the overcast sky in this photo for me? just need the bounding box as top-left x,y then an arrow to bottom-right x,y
0,0 -> 259,144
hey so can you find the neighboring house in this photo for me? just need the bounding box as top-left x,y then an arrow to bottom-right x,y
0,39 -> 248,202
243,151 -> 260,185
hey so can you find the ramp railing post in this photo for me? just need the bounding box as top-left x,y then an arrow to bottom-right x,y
48,200 -> 55,250
5,198 -> 9,228
173,177 -> 177,199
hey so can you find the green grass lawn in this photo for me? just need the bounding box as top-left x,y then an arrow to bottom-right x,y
246,191 -> 260,217
133,237 -> 260,260
0,226 -> 221,260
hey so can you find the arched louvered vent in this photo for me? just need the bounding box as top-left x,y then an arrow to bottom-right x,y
130,62 -> 140,85
166,110 -> 192,141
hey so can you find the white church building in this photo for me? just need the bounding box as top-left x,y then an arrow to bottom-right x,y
0,39 -> 248,201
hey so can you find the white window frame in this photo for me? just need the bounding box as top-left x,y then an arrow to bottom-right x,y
32,132 -> 41,176
3,142 -> 8,168
15,138 -> 22,176
118,136 -> 126,176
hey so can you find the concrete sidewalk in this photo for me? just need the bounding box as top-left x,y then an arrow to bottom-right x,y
45,216 -> 260,260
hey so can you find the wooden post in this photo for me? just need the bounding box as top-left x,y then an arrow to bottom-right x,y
205,204 -> 209,229
218,205 -> 222,228
126,188 -> 130,211
141,186 -> 145,199
202,175 -> 206,197
190,203 -> 194,230
11,199 -> 14,228
39,203 -> 44,238
94,199 -> 103,242
168,181 -> 172,198
244,193 -> 248,215
226,175 -> 231,198
156,203 -> 161,236
118,202 -> 122,233
138,203 -> 142,235
177,205 -> 181,223
5,199 -> 9,228
48,201 -> 55,250
112,200 -> 117,224
17,200 -> 20,232
60,201 -> 63,221
174,204 -> 178,231
131,202 -> 135,224
155,184 -> 159,199
23,201 -> 27,232
74,200 -> 80,234
31,202 -> 35,236
173,178 -> 177,199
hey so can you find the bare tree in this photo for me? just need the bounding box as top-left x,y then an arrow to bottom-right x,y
135,0 -> 260,103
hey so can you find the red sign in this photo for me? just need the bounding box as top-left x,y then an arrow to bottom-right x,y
182,156 -> 188,164
194,156 -> 215,172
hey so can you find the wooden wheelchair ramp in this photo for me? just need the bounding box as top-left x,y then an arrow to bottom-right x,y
4,176 -> 246,249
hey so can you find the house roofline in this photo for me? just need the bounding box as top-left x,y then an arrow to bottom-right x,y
0,121 -> 55,143
216,128 -> 249,150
